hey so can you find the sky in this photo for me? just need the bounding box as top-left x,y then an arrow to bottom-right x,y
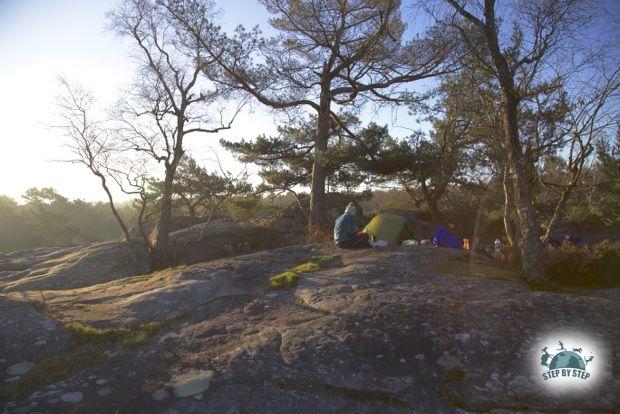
0,0 -> 423,203
2,1 -> 615,203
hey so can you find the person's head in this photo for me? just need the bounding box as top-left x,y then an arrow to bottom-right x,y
345,202 -> 356,215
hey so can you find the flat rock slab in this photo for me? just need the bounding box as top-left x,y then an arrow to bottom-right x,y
6,362 -> 35,376
152,389 -> 170,401
171,369 -> 214,398
60,391 -> 83,403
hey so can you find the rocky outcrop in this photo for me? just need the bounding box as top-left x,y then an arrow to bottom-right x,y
0,220 -> 301,293
0,242 -> 150,292
0,245 -> 618,413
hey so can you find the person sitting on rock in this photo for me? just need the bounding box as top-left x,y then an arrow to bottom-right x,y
333,203 -> 370,249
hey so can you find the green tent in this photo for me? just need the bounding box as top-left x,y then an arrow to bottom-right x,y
363,213 -> 415,246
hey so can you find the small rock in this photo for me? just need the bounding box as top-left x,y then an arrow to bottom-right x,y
399,358 -> 406,363
29,391 -> 43,400
38,390 -> 61,399
454,333 -> 470,342
60,392 -> 83,403
7,362 -> 35,376
95,379 -> 108,385
437,353 -> 462,369
376,354 -> 384,359
171,369 -> 214,398
193,393 -> 203,400
414,353 -> 425,360
104,351 -> 118,359
480,340 -> 489,347
6,376 -> 21,383
152,389 -> 170,401
39,319 -> 57,331
97,387 -> 113,396
34,340 -> 47,346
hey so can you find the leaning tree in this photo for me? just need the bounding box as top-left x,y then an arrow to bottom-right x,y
164,0 -> 457,233
107,0 -> 242,262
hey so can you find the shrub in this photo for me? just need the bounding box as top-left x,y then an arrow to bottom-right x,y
542,240 -> 620,288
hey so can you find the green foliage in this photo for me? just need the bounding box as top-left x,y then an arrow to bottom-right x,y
223,195 -> 265,222
268,254 -> 339,290
222,114 -> 366,195
0,188 -> 136,252
542,241 -> 620,289
147,155 -> 252,218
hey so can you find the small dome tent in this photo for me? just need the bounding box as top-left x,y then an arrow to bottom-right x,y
431,225 -> 463,249
363,213 -> 415,246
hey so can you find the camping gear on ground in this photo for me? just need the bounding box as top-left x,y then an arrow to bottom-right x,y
402,239 -> 418,246
494,238 -> 501,253
363,213 -> 416,246
463,238 -> 470,249
420,239 -> 430,245
431,226 -> 463,249
371,240 -> 388,248
336,231 -> 370,249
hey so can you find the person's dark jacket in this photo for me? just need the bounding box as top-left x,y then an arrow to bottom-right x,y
333,212 -> 357,243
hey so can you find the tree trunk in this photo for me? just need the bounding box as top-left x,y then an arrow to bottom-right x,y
480,1 -> 546,283
96,171 -> 149,273
502,93 -> 545,283
427,200 -> 443,227
502,163 -> 516,247
542,179 -> 576,243
97,172 -> 132,243
154,166 -> 175,263
308,81 -> 330,233
421,181 -> 443,225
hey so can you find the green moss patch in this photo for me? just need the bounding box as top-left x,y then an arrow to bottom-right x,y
267,254 -> 339,290
66,320 -> 165,349
0,315 -> 186,402
1,347 -> 105,402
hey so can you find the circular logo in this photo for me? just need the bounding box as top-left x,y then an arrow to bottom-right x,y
548,351 -> 586,370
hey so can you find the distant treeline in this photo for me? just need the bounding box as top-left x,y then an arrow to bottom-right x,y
0,188 -> 135,252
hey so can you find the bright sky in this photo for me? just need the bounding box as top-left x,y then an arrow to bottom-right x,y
0,0 -> 269,202
0,0 -> 424,203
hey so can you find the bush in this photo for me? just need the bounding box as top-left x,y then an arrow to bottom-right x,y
542,240 -> 620,288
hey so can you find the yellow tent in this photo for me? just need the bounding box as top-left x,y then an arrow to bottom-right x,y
363,213 -> 415,246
